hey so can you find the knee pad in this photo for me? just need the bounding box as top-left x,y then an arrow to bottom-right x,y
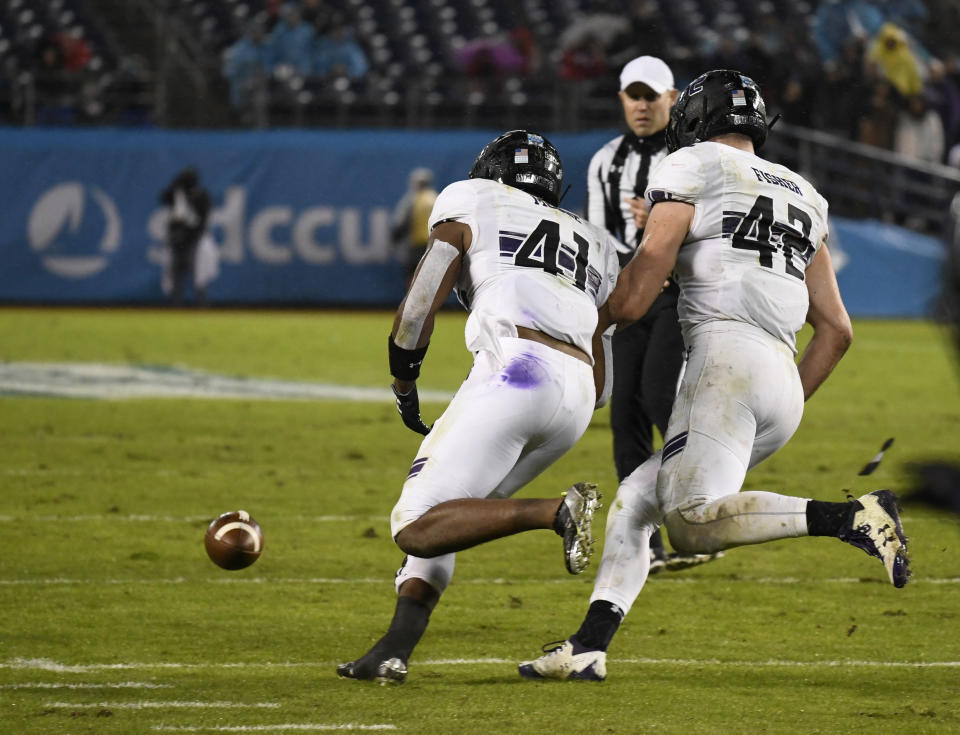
395,553 -> 455,595
663,503 -> 723,554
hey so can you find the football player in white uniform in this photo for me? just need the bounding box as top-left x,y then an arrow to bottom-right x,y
519,70 -> 910,682
337,130 -> 622,684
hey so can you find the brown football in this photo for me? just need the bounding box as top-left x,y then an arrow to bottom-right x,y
204,510 -> 264,570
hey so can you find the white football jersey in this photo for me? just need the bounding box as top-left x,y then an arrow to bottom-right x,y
645,142 -> 829,352
429,178 -> 621,359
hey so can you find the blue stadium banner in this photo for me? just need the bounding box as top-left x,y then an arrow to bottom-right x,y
2,128 -> 947,315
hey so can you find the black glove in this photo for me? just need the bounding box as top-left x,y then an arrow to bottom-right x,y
391,384 -> 432,436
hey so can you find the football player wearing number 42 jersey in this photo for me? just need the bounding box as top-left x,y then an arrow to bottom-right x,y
519,70 -> 911,683
337,130 -> 622,684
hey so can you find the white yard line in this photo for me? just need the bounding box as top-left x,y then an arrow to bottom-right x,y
1,681 -> 171,689
44,701 -> 280,709
0,361 -> 453,403
152,726 -> 397,732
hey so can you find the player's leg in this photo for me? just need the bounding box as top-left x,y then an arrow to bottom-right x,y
393,341 -> 595,558
341,343 -> 598,683
609,317 -> 667,564
659,326 -> 909,586
518,326 -> 796,681
641,302 -> 723,572
658,325 -> 807,551
337,555 -> 452,684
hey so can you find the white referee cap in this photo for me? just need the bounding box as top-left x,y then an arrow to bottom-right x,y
619,56 -> 675,93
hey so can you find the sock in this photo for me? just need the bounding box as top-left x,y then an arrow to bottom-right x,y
377,595 -> 432,662
352,596 -> 432,676
552,498 -> 568,536
806,499 -> 854,537
572,600 -> 625,652
649,527 -> 665,558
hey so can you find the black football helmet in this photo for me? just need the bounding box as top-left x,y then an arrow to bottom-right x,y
469,130 -> 563,205
666,69 -> 768,153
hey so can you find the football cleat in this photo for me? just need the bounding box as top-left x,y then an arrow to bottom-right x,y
337,656 -> 408,685
518,639 -> 606,681
555,482 -> 602,574
664,550 -> 724,572
838,490 -> 910,588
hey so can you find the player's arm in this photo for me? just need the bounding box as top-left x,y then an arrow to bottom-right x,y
607,200 -> 693,325
797,240 -> 853,400
388,220 -> 469,434
591,302 -> 614,408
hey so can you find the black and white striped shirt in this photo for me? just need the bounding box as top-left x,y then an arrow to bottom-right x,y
585,129 -> 669,266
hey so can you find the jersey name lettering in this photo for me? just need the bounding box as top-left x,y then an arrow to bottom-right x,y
751,167 -> 802,196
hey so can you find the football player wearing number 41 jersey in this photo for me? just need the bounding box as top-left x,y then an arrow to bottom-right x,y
337,130 -> 622,684
519,70 -> 911,683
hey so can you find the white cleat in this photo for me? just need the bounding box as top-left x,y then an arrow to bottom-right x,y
839,490 -> 910,588
518,639 -> 606,681
556,482 -> 602,575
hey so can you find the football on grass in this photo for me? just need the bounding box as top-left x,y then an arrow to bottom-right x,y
204,510 -> 264,570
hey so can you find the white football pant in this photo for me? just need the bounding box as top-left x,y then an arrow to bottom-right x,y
592,321 -> 810,614
393,337 -> 595,594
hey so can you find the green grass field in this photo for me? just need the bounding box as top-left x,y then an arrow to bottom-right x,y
1,308 -> 959,734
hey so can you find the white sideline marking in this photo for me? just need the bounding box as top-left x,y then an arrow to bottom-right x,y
153,726 -> 397,732
0,361 -> 454,403
2,576 -> 959,586
1,681 -> 171,689
44,701 -> 280,709
7,656 -> 959,672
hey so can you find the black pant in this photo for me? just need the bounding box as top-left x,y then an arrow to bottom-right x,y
610,286 -> 685,481
168,223 -> 201,305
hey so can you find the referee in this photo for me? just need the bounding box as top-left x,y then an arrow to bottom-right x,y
586,56 -> 719,573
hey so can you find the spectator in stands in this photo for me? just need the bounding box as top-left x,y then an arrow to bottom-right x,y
926,59 -> 960,157
455,28 -> 539,97
262,0 -> 285,33
223,20 -> 270,110
32,34 -> 68,111
817,38 -> 871,138
55,27 -> 91,71
559,33 -> 608,82
858,80 -> 900,150
558,4 -> 629,63
391,168 -> 437,284
895,93 -> 946,164
110,55 -> 153,125
617,1 -> 669,63
314,16 -> 368,80
883,0 -> 929,39
702,33 -> 751,78
778,77 -> 814,128
867,22 -> 923,98
812,0 -> 885,66
300,0 -> 325,27
267,4 -> 316,77
159,167 -> 212,307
